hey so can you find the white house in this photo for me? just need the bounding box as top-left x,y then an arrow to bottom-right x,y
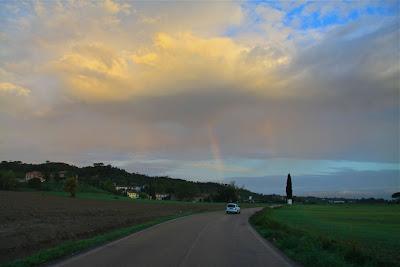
127,192 -> 139,199
25,171 -> 45,182
155,193 -> 169,200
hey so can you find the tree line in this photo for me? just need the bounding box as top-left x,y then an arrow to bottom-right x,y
0,161 -> 265,202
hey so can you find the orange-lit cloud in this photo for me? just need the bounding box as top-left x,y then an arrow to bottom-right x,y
0,0 -> 398,190
46,31 -> 291,102
0,82 -> 30,96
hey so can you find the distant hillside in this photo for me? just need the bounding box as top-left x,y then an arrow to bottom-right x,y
0,161 -> 281,203
0,161 -> 387,204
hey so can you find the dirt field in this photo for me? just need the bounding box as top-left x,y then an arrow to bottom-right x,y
0,191 -> 222,263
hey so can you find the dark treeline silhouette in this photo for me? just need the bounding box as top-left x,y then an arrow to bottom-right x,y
1,161 -> 396,203
0,161 -> 269,203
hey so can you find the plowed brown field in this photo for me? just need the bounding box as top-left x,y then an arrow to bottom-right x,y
0,191 -> 222,263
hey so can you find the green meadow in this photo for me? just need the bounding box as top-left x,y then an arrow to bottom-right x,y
250,204 -> 400,267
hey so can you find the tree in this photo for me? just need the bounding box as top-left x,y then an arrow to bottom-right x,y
392,192 -> 400,203
214,183 -> 238,202
175,182 -> 199,200
286,173 -> 293,200
0,170 -> 17,190
64,176 -> 78,197
139,192 -> 149,199
101,180 -> 115,193
28,178 -> 42,190
144,182 -> 156,199
93,163 -> 104,167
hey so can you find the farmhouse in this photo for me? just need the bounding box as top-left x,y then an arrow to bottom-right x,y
116,186 -> 135,191
25,171 -> 45,182
127,192 -> 139,199
155,193 -> 169,200
329,200 -> 346,204
58,171 -> 67,178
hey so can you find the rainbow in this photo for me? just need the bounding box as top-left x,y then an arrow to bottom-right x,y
207,124 -> 225,182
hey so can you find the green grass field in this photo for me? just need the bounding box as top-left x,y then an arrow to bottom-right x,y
250,204 -> 400,267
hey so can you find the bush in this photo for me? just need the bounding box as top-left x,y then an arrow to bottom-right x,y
64,176 -> 78,197
28,178 -> 42,190
0,170 -> 17,190
175,182 -> 199,200
213,183 -> 238,202
100,180 -> 115,193
139,192 -> 149,199
42,179 -> 64,191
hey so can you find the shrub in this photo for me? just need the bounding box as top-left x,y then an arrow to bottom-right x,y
64,176 -> 78,197
28,178 -> 42,190
139,192 -> 150,199
0,170 -> 17,190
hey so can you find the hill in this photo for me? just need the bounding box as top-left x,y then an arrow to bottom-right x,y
0,161 -> 278,203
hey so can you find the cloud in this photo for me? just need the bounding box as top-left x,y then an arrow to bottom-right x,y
50,42 -> 132,101
0,82 -> 31,115
132,1 -> 244,36
103,0 -> 130,15
129,32 -> 287,94
0,82 -> 30,96
0,1 -> 398,197
45,31 -> 291,102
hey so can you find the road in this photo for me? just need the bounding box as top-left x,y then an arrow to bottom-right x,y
54,208 -> 295,267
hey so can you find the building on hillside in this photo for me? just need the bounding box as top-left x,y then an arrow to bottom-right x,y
116,186 -> 129,191
116,185 -> 144,194
155,193 -> 169,200
328,200 -> 346,204
116,186 -> 135,192
58,171 -> 67,178
49,171 -> 70,179
248,196 -> 254,203
191,193 -> 210,202
332,200 -> 345,204
134,186 -> 142,192
127,192 -> 139,199
93,163 -> 104,167
192,196 -> 203,202
25,171 -> 45,182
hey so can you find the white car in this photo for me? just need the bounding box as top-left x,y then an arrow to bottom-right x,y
226,203 -> 241,214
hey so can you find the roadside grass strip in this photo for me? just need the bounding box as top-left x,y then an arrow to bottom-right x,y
250,206 -> 399,267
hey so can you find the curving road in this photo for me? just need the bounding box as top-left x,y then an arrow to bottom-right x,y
54,208 -> 295,267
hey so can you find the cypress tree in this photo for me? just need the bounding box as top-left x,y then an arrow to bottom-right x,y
286,173 -> 292,200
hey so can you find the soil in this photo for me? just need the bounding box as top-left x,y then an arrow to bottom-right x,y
0,191 -> 221,263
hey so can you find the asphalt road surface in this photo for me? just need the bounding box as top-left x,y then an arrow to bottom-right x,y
54,208 -> 295,267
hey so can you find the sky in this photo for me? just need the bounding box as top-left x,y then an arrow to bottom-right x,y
0,0 -> 399,198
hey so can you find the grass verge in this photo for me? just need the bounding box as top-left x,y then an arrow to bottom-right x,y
249,206 -> 398,267
1,213 -> 191,267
